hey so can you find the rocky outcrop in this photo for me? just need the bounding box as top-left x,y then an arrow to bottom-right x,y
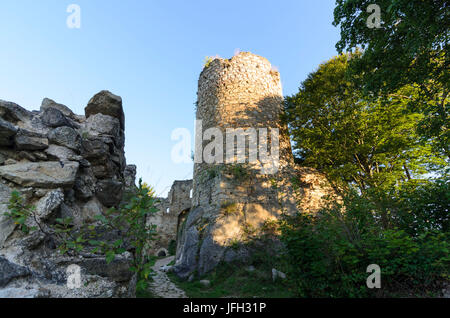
0,91 -> 137,298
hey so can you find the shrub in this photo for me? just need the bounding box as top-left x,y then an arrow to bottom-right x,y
279,184 -> 450,297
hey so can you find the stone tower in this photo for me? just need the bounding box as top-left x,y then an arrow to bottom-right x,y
173,52 -> 333,278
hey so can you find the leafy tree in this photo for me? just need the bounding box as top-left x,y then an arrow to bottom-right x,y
285,54 -> 445,192
5,179 -> 159,294
333,0 -> 449,157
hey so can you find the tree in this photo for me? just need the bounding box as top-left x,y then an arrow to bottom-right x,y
285,54 -> 444,192
333,0 -> 449,158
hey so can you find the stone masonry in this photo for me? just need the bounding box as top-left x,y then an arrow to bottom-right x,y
173,52 -> 334,279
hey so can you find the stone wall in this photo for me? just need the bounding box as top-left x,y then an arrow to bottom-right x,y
173,52 -> 335,279
0,91 -> 137,297
146,180 -> 192,256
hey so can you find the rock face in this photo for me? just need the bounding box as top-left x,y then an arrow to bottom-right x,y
146,180 -> 192,256
172,53 -> 335,279
0,91 -> 137,298
0,162 -> 79,188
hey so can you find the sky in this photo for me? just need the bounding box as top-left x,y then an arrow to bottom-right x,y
0,0 -> 340,197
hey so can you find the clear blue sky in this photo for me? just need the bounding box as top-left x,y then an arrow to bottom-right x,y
0,0 -> 340,196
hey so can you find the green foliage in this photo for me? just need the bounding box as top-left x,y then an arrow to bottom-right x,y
285,53 -> 446,192
333,0 -> 449,157
279,181 -> 450,297
4,191 -> 37,234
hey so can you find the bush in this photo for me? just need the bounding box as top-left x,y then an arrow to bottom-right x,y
279,184 -> 449,297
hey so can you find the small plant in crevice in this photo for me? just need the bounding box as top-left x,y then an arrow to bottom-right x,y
225,164 -> 250,182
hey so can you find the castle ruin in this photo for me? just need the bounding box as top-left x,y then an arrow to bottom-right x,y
168,52 -> 334,279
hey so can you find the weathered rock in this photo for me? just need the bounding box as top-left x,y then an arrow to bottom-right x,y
0,183 -> 15,247
173,53 -> 335,278
0,117 -> 17,146
81,197 -> 103,223
48,126 -> 81,152
95,179 -> 123,207
0,100 -> 32,123
0,287 -> 46,298
4,159 -> 17,165
14,129 -> 48,150
41,98 -> 76,120
85,90 -> 125,130
0,161 -> 79,188
0,256 -> 30,287
0,91 -> 135,298
41,107 -> 71,128
35,189 -> 64,220
199,280 -> 211,287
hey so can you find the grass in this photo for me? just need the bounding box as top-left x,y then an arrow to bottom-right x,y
167,260 -> 295,298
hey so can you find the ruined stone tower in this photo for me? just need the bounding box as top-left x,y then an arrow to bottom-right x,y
173,52 -> 333,278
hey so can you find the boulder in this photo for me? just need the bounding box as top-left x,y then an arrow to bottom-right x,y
81,138 -> 109,160
35,189 -> 64,220
41,108 -> 71,128
0,161 -> 79,188
14,129 -> 48,151
81,197 -> 103,223
95,179 -> 123,207
0,257 -> 31,287
85,90 -> 125,130
48,126 -> 81,152
0,118 -> 17,146
45,144 -> 83,162
124,165 -> 137,188
0,287 -> 45,298
0,183 -> 15,247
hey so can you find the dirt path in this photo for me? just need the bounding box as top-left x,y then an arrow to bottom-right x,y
149,256 -> 187,298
